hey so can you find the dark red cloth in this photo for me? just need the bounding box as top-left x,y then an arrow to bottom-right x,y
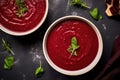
95,35 -> 120,80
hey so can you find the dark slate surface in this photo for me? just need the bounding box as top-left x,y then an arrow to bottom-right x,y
0,0 -> 120,80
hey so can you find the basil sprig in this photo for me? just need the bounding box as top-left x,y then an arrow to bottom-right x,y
67,37 -> 80,58
2,38 -> 15,70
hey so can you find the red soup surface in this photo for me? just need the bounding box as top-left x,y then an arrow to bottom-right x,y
0,0 -> 46,32
47,19 -> 99,70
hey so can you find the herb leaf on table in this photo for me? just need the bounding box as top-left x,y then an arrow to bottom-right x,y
4,56 -> 14,70
90,8 -> 103,20
69,0 -> 90,8
2,38 -> 15,55
35,61 -> 44,77
1,38 -> 15,70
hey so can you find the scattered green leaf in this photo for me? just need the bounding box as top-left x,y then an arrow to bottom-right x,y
89,8 -> 103,20
15,0 -> 28,17
4,56 -> 14,70
35,61 -> 44,76
67,37 -> 80,58
2,38 -> 15,55
69,0 -> 90,8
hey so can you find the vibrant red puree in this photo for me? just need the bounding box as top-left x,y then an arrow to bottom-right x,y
0,0 -> 46,32
47,19 -> 98,70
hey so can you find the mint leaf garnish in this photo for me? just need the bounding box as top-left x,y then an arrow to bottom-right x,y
67,37 -> 80,58
15,0 -> 27,17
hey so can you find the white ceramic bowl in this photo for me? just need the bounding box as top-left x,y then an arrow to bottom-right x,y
0,0 -> 48,36
43,15 -> 103,76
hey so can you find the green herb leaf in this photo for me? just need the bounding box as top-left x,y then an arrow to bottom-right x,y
35,61 -> 44,76
67,37 -> 80,58
90,8 -> 103,20
15,0 -> 27,17
2,38 -> 15,55
69,0 -> 90,8
4,56 -> 14,70
71,37 -> 78,45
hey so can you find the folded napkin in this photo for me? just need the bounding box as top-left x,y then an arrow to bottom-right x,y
95,35 -> 120,80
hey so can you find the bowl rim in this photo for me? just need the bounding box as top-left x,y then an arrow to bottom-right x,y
43,15 -> 103,76
0,0 -> 49,36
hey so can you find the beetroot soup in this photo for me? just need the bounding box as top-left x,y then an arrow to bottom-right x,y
46,19 -> 99,70
0,0 -> 47,32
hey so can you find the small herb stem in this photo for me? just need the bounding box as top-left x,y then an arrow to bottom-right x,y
69,53 -> 73,59
2,38 -> 15,56
40,61 -> 42,67
10,49 -> 15,56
